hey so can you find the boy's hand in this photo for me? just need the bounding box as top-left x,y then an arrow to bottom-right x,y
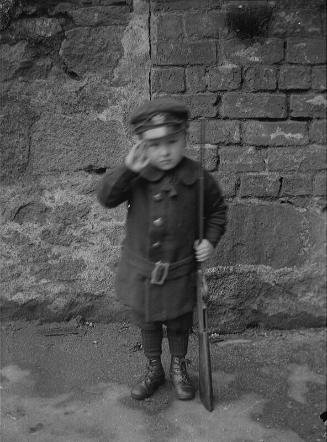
194,239 -> 214,262
125,141 -> 150,173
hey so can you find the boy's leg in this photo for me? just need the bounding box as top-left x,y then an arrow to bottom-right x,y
130,311 -> 165,400
166,312 -> 195,400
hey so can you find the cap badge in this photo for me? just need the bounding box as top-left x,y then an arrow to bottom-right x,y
151,114 -> 166,125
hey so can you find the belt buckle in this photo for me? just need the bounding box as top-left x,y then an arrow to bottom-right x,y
150,261 -> 170,285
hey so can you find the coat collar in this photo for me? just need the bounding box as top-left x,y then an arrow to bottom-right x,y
139,156 -> 199,185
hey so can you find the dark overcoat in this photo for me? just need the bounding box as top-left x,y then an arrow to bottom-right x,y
97,156 -> 227,322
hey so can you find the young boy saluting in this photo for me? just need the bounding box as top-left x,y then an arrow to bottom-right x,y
97,97 -> 227,401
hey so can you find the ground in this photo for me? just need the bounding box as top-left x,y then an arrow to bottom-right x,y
1,321 -> 326,442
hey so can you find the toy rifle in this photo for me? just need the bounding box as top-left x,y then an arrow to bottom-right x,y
197,118 -> 214,412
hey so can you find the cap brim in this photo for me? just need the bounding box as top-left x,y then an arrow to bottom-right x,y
141,125 -> 185,141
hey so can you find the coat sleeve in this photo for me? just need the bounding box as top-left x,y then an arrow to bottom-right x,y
97,165 -> 138,208
203,170 -> 228,248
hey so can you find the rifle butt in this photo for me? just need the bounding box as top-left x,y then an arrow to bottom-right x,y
198,330 -> 214,412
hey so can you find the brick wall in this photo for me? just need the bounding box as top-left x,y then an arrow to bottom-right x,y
150,0 -> 326,330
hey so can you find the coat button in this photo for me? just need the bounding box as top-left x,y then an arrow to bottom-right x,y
152,241 -> 161,248
153,192 -> 163,201
153,217 -> 163,227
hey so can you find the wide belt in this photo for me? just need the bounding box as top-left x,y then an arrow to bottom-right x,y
122,247 -> 195,285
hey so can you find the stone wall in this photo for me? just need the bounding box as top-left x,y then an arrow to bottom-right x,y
1,0 -> 326,330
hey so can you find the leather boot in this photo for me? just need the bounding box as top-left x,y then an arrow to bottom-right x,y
131,358 -> 165,400
170,356 -> 195,400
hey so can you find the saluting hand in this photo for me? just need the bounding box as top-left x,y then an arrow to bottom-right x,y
125,141 -> 150,173
194,239 -> 214,262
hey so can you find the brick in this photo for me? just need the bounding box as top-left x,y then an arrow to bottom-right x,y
313,172 -> 327,196
243,121 -> 309,146
278,65 -> 311,90
290,93 -> 327,118
185,145 -> 218,171
207,65 -> 241,91
166,94 -> 217,118
154,13 -> 183,40
286,38 -> 327,64
243,66 -> 277,91
184,11 -> 224,39
309,120 -> 327,144
185,66 -> 206,92
155,41 -> 216,65
220,39 -> 284,65
281,175 -> 313,196
270,10 -> 322,37
312,66 -> 327,91
151,0 -> 214,11
221,93 -> 287,119
266,145 -> 327,172
151,67 -> 185,93
213,172 -> 238,197
67,6 -> 130,26
189,120 -> 240,144
239,174 -> 281,198
218,146 -> 265,173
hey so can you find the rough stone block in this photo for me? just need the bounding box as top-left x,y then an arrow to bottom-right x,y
151,0 -> 214,11
68,6 -> 130,26
218,146 -> 265,173
290,93 -> 327,118
185,145 -> 218,171
270,10 -> 322,37
165,94 -> 217,118
243,66 -> 277,91
281,174 -> 313,196
215,203 -> 317,268
190,120 -> 240,144
239,174 -> 280,198
278,65 -> 311,90
312,66 -> 327,91
286,38 -> 327,64
309,120 -> 327,144
221,93 -> 287,119
155,41 -> 216,65
313,172 -> 327,196
220,39 -> 284,65
0,41 -> 33,82
213,172 -> 238,198
28,113 -> 130,174
266,145 -> 327,172
184,10 -> 224,39
8,17 -> 62,39
207,65 -> 241,91
151,67 -> 185,93
60,27 -> 124,78
243,121 -> 309,146
154,13 -> 183,40
185,66 -> 206,92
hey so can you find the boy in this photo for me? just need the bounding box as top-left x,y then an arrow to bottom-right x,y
97,98 -> 227,401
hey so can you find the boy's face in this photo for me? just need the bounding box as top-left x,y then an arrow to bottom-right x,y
141,130 -> 186,171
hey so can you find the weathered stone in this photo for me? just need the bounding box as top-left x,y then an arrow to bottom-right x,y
189,120 -> 240,144
0,100 -> 37,180
164,94 -> 217,118
243,66 -> 277,91
220,39 -> 284,65
221,93 -> 287,119
60,27 -> 124,78
278,65 -> 311,90
290,93 -> 327,118
0,41 -> 33,81
185,145 -> 218,171
184,10 -> 223,39
214,203 -> 322,268
281,174 -> 313,196
286,38 -> 327,64
151,67 -> 185,93
154,41 -> 216,65
28,113 -> 130,174
309,121 -> 327,144
266,145 -> 327,172
312,66 -> 327,91
239,174 -> 281,198
153,12 -> 183,40
68,6 -> 130,26
218,146 -> 265,173
313,172 -> 327,196
243,121 -> 309,146
8,17 -> 62,39
207,65 -> 241,91
185,66 -> 206,92
270,10 -> 322,37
